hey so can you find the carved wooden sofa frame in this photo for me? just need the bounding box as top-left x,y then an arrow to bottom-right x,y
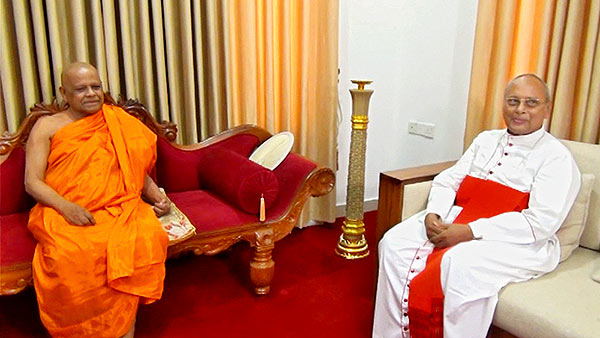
0,94 -> 335,295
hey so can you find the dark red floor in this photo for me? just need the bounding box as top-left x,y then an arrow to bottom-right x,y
0,211 -> 378,338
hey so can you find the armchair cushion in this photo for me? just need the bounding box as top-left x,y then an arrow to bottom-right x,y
198,148 -> 279,214
556,173 -> 595,262
592,258 -> 600,283
0,148 -> 35,215
167,190 -> 258,231
493,248 -> 600,338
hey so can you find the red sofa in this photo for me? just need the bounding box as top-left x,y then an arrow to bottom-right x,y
0,96 -> 334,296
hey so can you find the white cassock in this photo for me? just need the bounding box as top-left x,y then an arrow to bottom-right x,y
373,127 -> 581,338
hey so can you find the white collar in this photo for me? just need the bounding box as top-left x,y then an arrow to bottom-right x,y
502,127 -> 546,148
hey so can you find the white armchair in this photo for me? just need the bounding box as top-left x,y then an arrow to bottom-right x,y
376,140 -> 600,338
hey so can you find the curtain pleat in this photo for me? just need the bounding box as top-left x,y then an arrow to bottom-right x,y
179,1 -> 198,143
466,0 -> 600,146
89,0 -> 108,92
545,0 -> 600,143
534,0 -> 556,78
118,0 -> 135,98
32,0 -> 54,103
137,0 -> 156,116
582,33 -> 600,143
193,0 -> 207,137
71,0 -> 89,61
13,0 -> 40,111
0,0 -> 24,132
550,1 -> 586,139
150,0 -> 169,123
101,0 -> 120,95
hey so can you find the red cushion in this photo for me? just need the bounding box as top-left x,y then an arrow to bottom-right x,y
0,148 -> 35,215
198,148 -> 279,213
167,190 -> 258,232
156,134 -> 261,192
0,212 -> 36,266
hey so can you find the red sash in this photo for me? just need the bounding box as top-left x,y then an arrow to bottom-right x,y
408,175 -> 529,337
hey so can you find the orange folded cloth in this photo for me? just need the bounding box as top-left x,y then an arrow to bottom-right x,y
28,104 -> 169,337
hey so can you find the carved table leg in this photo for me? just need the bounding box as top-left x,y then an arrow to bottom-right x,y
250,229 -> 275,295
250,243 -> 275,295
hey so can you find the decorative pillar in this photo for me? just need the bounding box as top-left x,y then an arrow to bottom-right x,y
336,80 -> 373,259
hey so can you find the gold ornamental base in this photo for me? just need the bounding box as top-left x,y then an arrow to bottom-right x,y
335,218 -> 370,259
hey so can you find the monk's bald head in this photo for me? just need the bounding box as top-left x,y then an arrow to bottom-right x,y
60,62 -> 104,116
61,62 -> 100,88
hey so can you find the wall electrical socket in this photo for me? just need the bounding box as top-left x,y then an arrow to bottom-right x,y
408,120 -> 435,138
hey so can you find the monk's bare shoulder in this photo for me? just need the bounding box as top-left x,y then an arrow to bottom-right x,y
30,111 -> 74,141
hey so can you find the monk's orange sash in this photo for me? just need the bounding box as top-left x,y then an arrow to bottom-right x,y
408,175 -> 529,337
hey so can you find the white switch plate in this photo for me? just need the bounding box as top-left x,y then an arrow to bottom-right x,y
408,120 -> 435,138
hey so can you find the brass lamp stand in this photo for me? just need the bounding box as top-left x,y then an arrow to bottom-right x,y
336,80 -> 373,259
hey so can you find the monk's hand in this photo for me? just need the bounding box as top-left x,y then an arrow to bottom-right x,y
429,224 -> 474,248
61,201 -> 95,226
153,198 -> 170,217
424,213 -> 448,239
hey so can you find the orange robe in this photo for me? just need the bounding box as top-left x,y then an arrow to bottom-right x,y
28,104 -> 169,338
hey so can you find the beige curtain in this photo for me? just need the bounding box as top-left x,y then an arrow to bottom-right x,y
227,0 -> 338,223
0,0 -> 338,223
0,0 -> 228,144
465,0 -> 600,147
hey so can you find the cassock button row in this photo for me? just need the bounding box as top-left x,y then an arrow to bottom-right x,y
403,326 -> 409,331
403,298 -> 408,303
403,312 -> 408,317
410,269 -> 415,273
489,170 -> 494,174
497,163 -> 502,166
504,152 -> 508,156
416,256 -> 420,260
509,143 -> 513,146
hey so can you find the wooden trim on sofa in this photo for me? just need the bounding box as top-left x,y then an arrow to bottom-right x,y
0,262 -> 32,295
376,161 -> 455,242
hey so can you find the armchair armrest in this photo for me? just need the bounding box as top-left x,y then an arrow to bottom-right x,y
376,161 -> 456,242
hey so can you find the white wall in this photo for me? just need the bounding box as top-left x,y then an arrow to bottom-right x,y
337,0 -> 479,211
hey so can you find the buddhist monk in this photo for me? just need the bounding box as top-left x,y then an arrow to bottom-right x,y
25,62 -> 170,338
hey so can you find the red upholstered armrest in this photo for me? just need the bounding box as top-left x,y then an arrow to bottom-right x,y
266,153 -> 317,221
0,148 -> 35,215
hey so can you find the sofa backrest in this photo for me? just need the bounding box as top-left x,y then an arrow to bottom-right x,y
562,140 -> 600,251
0,147 -> 35,215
